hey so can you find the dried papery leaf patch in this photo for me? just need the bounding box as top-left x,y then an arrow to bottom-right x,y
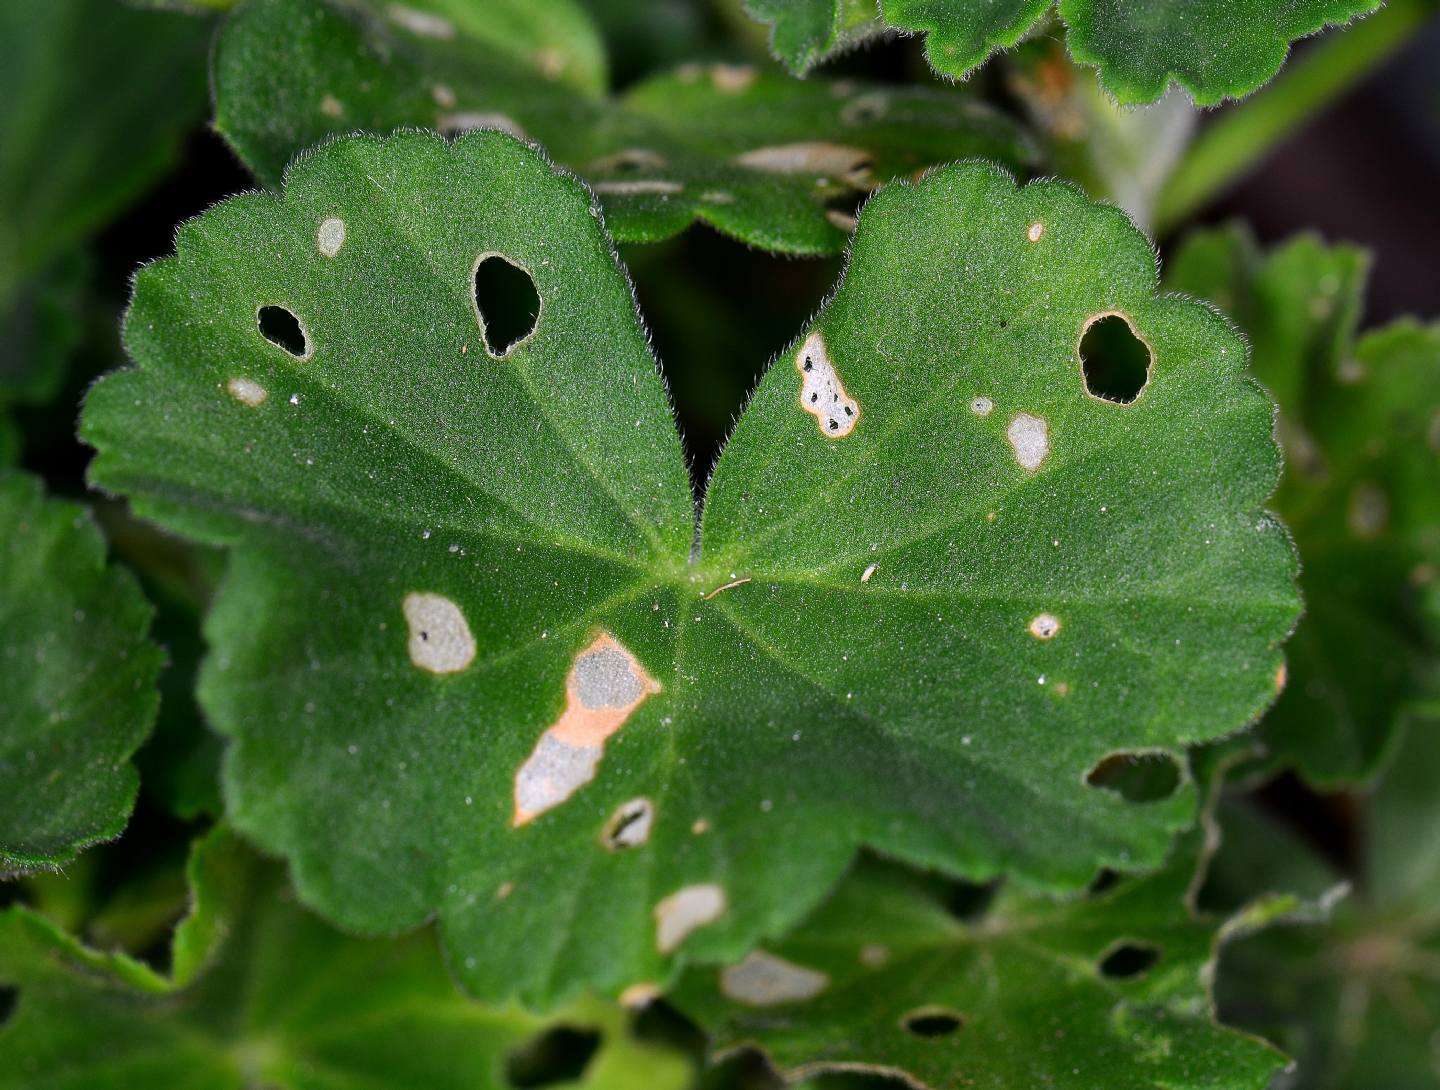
403,591 -> 476,675
796,331 -> 859,437
514,632 -> 661,826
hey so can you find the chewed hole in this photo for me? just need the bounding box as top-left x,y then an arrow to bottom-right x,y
257,305 -> 308,357
505,1025 -> 601,1088
1086,752 -> 1182,803
902,1007 -> 964,1038
1098,941 -> 1160,979
0,985 -> 15,1027
474,254 -> 540,357
1080,314 -> 1151,404
1087,868 -> 1120,897
946,878 -> 998,923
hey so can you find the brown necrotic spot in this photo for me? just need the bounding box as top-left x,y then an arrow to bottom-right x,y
901,1007 -> 965,1038
795,331 -> 859,438
1079,312 -> 1152,404
720,951 -> 830,1006
513,632 -> 660,825
257,305 -> 310,358
473,253 -> 540,358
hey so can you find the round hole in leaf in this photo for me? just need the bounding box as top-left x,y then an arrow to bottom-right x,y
901,1007 -> 965,1038
0,985 -> 15,1028
474,254 -> 540,357
256,305 -> 309,357
1085,751 -> 1181,803
505,1025 -> 601,1088
1080,313 -> 1151,403
946,877 -> 998,922
1098,941 -> 1160,979
1087,868 -> 1121,897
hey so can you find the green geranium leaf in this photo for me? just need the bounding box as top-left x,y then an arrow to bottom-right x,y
211,0 -> 1033,256
1209,719 -> 1440,1088
1168,226 -> 1440,785
0,472 -> 163,873
0,827 -> 694,1090
672,775 -> 1296,1089
81,131 -> 1297,1006
745,0 -> 1381,105
0,0 -> 207,403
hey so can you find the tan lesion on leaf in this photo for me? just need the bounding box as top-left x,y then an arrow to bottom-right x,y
654,883 -> 726,953
796,332 -> 859,438
403,592 -> 475,674
512,632 -> 661,826
721,951 -> 830,1006
735,143 -> 873,188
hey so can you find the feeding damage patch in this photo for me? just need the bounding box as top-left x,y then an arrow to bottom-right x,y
403,591 -> 476,674
796,331 -> 859,438
720,950 -> 830,1006
513,632 -> 661,826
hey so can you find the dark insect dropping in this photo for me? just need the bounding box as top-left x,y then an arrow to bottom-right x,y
803,357 -> 813,371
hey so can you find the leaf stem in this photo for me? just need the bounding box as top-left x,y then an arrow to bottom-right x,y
1154,0 -> 1433,234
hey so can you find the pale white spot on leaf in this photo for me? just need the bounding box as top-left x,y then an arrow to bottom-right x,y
796,331 -> 859,438
387,3 -> 454,38
1007,412 -> 1049,470
603,797 -> 654,849
1029,613 -> 1061,640
403,592 -> 475,675
226,377 -> 267,407
1027,221 -> 1045,242
654,884 -> 726,953
438,112 -> 528,140
970,396 -> 994,417
710,63 -> 757,93
317,217 -> 346,258
589,179 -> 683,196
1348,481 -> 1388,539
736,143 -> 872,187
720,950 -> 830,1006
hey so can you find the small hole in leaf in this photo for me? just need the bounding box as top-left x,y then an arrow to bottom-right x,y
474,255 -> 539,356
0,986 -> 15,1027
1086,752 -> 1181,803
1087,868 -> 1121,896
902,1007 -> 964,1038
1098,941 -> 1160,979
257,305 -> 308,357
505,1025 -> 601,1088
946,878 -> 998,922
1080,314 -> 1150,403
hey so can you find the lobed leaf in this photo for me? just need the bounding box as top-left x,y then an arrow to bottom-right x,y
0,827 -> 694,1090
746,0 -> 1383,105
1168,226 -> 1440,785
81,131 -> 1298,1005
0,472 -> 163,873
211,0 -> 1034,256
673,832 -> 1294,1090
